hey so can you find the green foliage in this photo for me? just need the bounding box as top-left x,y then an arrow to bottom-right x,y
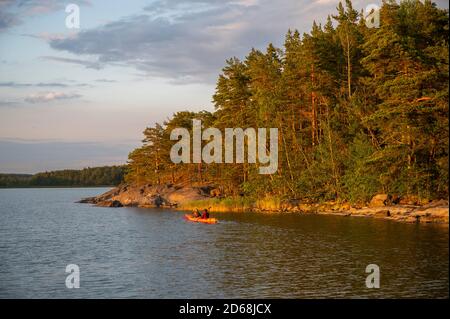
342,134 -> 380,203
181,197 -> 255,212
125,0 -> 448,203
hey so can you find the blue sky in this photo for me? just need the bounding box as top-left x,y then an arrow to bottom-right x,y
0,0 -> 448,173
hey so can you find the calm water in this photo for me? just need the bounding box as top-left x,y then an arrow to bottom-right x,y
0,188 -> 448,298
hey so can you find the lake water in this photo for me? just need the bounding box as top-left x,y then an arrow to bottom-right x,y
0,188 -> 448,298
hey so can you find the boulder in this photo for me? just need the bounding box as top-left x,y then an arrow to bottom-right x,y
374,209 -> 391,218
421,199 -> 449,209
97,200 -> 123,208
369,194 -> 389,207
412,206 -> 449,223
77,197 -> 95,204
390,194 -> 401,205
210,188 -> 222,197
154,195 -> 164,207
111,200 -> 123,208
399,195 -> 419,205
199,185 -> 214,195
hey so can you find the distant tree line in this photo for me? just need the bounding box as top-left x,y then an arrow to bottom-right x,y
125,1 -> 449,203
0,166 -> 125,187
0,174 -> 32,187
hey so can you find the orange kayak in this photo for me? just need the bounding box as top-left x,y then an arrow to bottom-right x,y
185,214 -> 218,224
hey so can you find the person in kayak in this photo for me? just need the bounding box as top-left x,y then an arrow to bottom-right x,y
201,208 -> 210,219
192,209 -> 201,218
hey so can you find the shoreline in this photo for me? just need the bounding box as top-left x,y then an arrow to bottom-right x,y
179,198 -> 449,224
0,185 -> 116,189
79,183 -> 449,225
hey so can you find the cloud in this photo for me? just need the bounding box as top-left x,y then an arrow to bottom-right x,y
0,81 -> 92,88
21,32 -> 75,41
1,81 -> 65,88
45,0 -> 419,83
48,0 -> 317,83
95,79 -> 117,83
0,100 -> 19,107
0,81 -> 32,88
0,0 -> 91,31
0,9 -> 19,31
35,82 -> 69,88
41,56 -> 103,70
24,91 -> 82,103
314,0 -> 340,4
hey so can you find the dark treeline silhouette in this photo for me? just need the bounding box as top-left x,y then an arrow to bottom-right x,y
0,166 -> 125,187
0,174 -> 32,187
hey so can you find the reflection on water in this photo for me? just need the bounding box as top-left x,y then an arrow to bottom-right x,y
0,188 -> 448,298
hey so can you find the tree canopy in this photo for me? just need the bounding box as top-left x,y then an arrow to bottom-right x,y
125,0 -> 448,203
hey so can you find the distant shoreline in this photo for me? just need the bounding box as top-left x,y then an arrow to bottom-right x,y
0,186 -> 115,189
0,166 -> 125,188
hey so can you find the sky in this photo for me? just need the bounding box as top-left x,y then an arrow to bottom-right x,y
0,0 -> 448,173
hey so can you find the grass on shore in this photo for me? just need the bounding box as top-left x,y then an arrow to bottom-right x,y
180,196 -> 284,212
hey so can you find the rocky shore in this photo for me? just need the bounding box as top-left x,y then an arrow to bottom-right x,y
78,183 -> 211,208
79,183 -> 449,224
